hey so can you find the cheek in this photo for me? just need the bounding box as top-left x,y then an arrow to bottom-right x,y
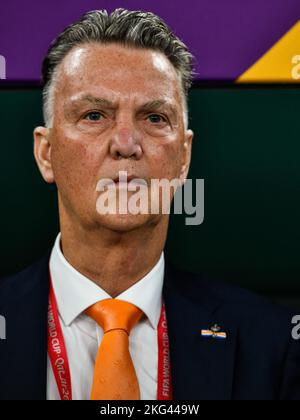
51,134 -> 102,193
147,141 -> 183,179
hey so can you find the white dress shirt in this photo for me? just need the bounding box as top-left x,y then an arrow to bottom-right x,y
47,233 -> 165,400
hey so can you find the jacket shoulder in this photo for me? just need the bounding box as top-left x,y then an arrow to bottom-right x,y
0,250 -> 51,309
167,263 -> 297,322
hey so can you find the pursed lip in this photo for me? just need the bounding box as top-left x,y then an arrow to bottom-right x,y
96,174 -> 148,192
113,174 -> 146,185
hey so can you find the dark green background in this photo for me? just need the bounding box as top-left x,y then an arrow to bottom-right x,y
0,87 -> 299,305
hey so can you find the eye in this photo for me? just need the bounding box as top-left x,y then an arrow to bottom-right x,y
84,111 -> 103,121
148,114 -> 166,124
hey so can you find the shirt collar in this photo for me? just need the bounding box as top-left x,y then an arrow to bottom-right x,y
49,233 -> 165,330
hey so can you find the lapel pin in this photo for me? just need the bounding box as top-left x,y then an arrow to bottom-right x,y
201,324 -> 227,340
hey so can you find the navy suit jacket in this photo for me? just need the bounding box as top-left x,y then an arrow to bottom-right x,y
0,250 -> 300,400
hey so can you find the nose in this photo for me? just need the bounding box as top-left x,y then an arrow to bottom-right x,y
110,124 -> 143,160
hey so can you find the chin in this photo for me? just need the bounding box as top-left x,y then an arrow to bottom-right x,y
96,213 -> 156,233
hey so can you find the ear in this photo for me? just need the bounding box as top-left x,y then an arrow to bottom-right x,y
33,126 -> 55,183
179,129 -> 194,184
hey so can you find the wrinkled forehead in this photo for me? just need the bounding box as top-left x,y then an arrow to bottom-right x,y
54,43 -> 184,108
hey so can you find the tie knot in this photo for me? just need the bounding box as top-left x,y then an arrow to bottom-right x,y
85,299 -> 144,335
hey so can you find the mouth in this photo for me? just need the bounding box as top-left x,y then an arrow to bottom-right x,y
96,173 -> 148,192
113,175 -> 135,184
113,174 -> 146,186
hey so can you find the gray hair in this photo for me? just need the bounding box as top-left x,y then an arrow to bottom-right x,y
42,8 -> 195,127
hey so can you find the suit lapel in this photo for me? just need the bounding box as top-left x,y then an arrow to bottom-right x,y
0,252 -> 50,400
163,261 -> 237,400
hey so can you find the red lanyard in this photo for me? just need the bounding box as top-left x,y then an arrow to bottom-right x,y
47,273 -> 173,400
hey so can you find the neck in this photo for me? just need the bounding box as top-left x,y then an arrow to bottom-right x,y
59,208 -> 169,297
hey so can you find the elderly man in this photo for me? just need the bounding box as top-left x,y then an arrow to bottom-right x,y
0,9 -> 299,401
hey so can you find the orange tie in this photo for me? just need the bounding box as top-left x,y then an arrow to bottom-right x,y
85,299 -> 144,400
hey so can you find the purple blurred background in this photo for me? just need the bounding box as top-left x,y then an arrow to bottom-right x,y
0,0 -> 299,81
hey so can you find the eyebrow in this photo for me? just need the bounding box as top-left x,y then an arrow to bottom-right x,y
68,95 -> 178,119
138,100 -> 178,119
71,95 -> 115,109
